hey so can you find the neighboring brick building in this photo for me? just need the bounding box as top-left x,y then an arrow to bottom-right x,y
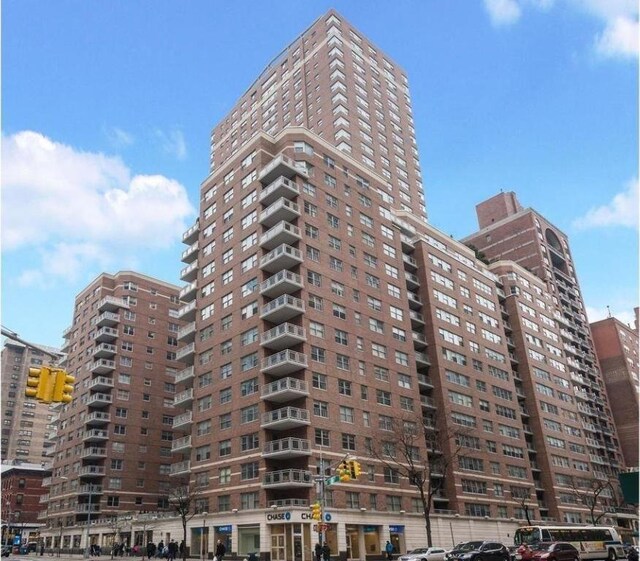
590,310 -> 639,468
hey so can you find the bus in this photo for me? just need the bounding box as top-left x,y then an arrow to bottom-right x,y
514,526 -> 626,561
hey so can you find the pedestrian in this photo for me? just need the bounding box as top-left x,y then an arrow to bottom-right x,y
322,543 -> 330,561
385,541 -> 394,561
215,540 -> 226,561
315,543 -> 322,561
157,542 -> 165,559
168,541 -> 178,561
179,541 -> 185,559
147,542 -> 156,560
40,543 -> 45,556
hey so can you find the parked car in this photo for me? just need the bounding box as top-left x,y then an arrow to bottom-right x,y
446,542 -> 486,561
400,548 -> 448,561
446,541 -> 510,561
518,543 -> 580,561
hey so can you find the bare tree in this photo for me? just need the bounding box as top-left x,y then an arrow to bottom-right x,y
511,487 -> 534,525
168,481 -> 200,561
568,476 -> 619,525
105,512 -> 134,558
370,413 -> 468,546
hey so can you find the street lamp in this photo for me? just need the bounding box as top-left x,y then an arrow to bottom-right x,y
200,512 -> 208,561
83,484 -> 94,558
57,476 -> 68,558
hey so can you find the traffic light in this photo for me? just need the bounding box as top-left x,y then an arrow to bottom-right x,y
338,460 -> 351,482
25,366 -> 54,403
310,502 -> 322,521
52,370 -> 75,403
349,460 -> 362,479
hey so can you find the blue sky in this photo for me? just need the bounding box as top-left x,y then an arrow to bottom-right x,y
2,0 -> 638,348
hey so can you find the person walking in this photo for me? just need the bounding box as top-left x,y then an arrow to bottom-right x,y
179,541 -> 185,559
322,543 -> 330,561
315,543 -> 322,561
385,541 -> 394,561
168,541 -> 178,561
214,540 -> 226,561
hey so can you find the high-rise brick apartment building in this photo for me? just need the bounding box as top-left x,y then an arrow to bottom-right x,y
1,341 -> 61,464
590,311 -> 639,468
42,272 -> 183,551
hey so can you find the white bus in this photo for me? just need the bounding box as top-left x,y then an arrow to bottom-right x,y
513,526 -> 626,561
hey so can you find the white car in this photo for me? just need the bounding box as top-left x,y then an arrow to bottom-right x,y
400,548 -> 448,561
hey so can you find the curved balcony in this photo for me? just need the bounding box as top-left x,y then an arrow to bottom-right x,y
98,296 -> 130,312
176,343 -> 196,363
181,241 -> 199,264
178,322 -> 196,343
81,447 -> 107,460
171,435 -> 192,452
92,343 -> 116,358
262,469 -> 313,488
88,393 -> 112,407
261,377 -> 309,402
170,460 -> 191,476
76,504 -> 100,514
260,270 -> 303,298
79,465 -> 106,478
262,437 -> 311,459
260,221 -> 302,251
261,350 -> 307,377
179,281 -> 197,302
91,359 -> 115,374
260,244 -> 303,274
84,412 -> 111,426
261,323 -> 306,350
83,429 -> 109,443
261,406 -> 310,430
78,484 -> 103,495
172,411 -> 193,429
88,377 -> 114,392
173,388 -> 194,407
182,220 -> 200,245
177,301 -> 197,322
96,312 -> 120,327
260,294 -> 305,323
180,260 -> 198,282
259,154 -> 308,185
259,198 -> 300,228
94,327 -> 118,342
259,175 -> 300,205
175,366 -> 195,384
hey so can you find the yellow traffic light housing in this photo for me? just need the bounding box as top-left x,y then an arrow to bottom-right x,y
310,502 -> 322,521
338,460 -> 351,482
349,460 -> 362,479
25,366 -> 54,402
52,370 -> 75,403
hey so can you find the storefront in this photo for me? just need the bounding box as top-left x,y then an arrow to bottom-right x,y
214,525 -> 232,555
265,510 -> 324,561
389,526 -> 405,555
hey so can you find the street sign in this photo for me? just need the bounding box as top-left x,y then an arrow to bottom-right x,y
313,524 -> 329,532
325,475 -> 340,486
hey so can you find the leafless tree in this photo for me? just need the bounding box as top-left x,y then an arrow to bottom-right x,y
369,413 -> 469,546
568,476 -> 619,525
105,512 -> 134,558
168,481 -> 200,561
511,487 -> 534,525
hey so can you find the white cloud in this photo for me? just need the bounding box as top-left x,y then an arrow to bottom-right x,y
2,130 -> 195,282
594,16 -> 639,58
155,128 -> 188,160
105,126 -> 135,148
586,305 -> 637,327
484,0 -> 522,26
573,177 -> 639,230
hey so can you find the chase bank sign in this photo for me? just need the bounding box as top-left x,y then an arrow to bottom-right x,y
266,511 -> 317,523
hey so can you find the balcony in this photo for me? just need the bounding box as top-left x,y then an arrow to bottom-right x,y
78,484 -> 103,495
170,460 -> 191,476
88,377 -> 114,392
98,297 -> 129,314
83,429 -> 109,443
179,281 -> 197,302
172,411 -> 193,429
417,373 -> 434,389
259,175 -> 300,205
262,437 -> 311,459
87,393 -> 112,407
90,359 -> 115,374
263,469 -> 313,488
260,294 -> 305,323
412,332 -> 427,349
415,351 -> 430,366
260,270 -> 303,298
402,254 -> 418,271
81,447 -> 107,460
259,198 -> 300,228
268,498 -> 310,508
173,388 -> 194,407
261,377 -> 309,402
261,323 -> 306,350
260,221 -> 302,250
420,396 -> 436,410
259,154 -> 308,185
261,350 -> 308,376
39,494 -> 49,504
180,260 -> 198,282
84,412 -> 111,426
260,244 -> 303,274
92,343 -> 116,358
62,325 -> 74,338
94,326 -> 118,342
182,220 -> 200,245
96,312 -> 119,327
176,343 -> 196,363
79,465 -> 106,477
261,406 -> 310,430
181,241 -> 199,264
171,435 -> 192,452
405,272 -> 420,289
75,504 -> 101,514
407,291 -> 422,309
178,322 -> 196,343
409,310 -> 425,327
175,366 -> 195,384
177,301 -> 197,322
400,234 -> 415,251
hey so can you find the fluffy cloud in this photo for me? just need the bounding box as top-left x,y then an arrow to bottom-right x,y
594,16 -> 639,58
573,177 -> 639,230
484,0 -> 522,26
2,130 -> 195,281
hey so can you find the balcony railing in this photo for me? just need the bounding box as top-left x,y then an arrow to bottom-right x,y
260,270 -> 303,298
98,296 -> 129,312
261,406 -> 310,429
260,294 -> 305,323
259,176 -> 300,206
262,438 -> 311,458
261,377 -> 309,402
261,323 -> 306,350
262,469 -> 313,488
175,366 -> 195,384
182,220 -> 200,244
261,349 -> 307,376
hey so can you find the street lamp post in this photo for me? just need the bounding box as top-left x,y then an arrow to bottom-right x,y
200,513 -> 208,561
57,476 -> 69,558
83,486 -> 94,558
